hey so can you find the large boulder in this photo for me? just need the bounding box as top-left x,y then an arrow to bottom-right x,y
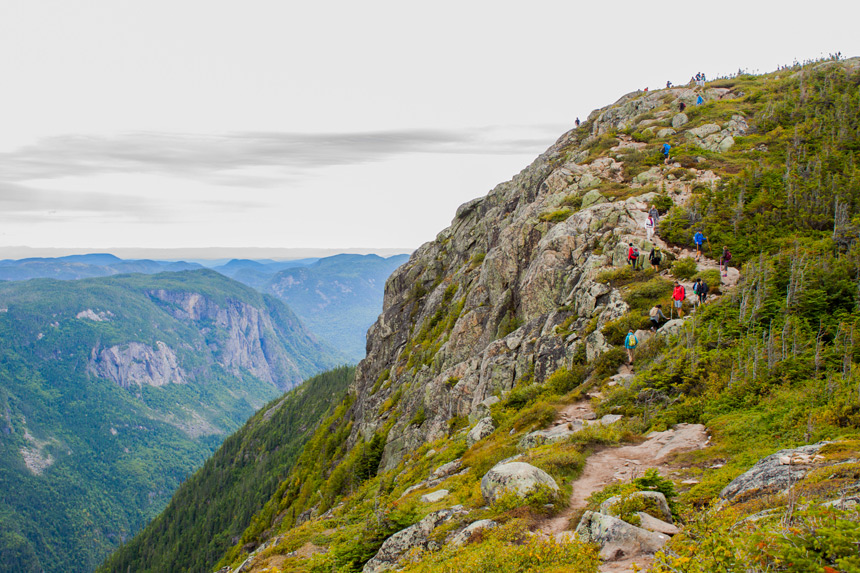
599,491 -> 673,523
671,113 -> 689,129
720,443 -> 827,502
420,489 -> 449,504
636,512 -> 679,536
480,462 -> 559,504
432,459 -> 462,479
518,423 -> 583,450
634,167 -> 662,185
575,510 -> 670,561
362,506 -> 469,573
687,123 -> 721,139
449,519 -> 498,546
467,417 -> 496,446
657,318 -> 687,337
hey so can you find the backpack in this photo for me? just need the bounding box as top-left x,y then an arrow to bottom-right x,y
632,247 -> 639,257
724,249 -> 732,262
625,333 -> 638,348
700,281 -> 710,294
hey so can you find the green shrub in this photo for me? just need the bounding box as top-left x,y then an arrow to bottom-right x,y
504,383 -> 542,409
495,310 -> 522,339
596,265 -> 635,286
601,312 -> 650,346
652,193 -> 673,213
371,368 -> 391,394
692,269 -> 721,291
539,208 -> 573,223
545,366 -> 586,395
590,347 -> 627,379
671,257 -> 698,280
447,415 -> 468,434
512,401 -> 556,432
631,130 -> 655,143
409,407 -> 426,427
623,278 -> 673,311
561,194 -> 583,210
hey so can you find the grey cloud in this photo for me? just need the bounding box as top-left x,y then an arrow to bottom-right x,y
0,182 -> 265,225
0,182 -> 165,220
0,126 -> 564,185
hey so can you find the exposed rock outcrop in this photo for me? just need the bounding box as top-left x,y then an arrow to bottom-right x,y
88,341 -> 187,388
466,417 -> 496,446
362,506 -> 468,573
720,443 -> 827,501
575,510 -> 669,561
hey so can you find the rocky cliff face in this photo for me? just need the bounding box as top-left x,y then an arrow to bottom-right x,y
84,289 -> 310,391
146,289 -> 300,389
88,341 -> 187,388
346,83 -> 747,470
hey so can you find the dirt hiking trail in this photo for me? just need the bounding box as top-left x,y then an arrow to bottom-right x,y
538,395 -> 709,572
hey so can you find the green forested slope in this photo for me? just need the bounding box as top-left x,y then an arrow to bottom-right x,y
98,366 -> 354,573
0,270 -> 339,572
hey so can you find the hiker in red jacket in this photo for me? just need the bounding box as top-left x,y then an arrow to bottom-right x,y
627,243 -> 640,269
672,281 -> 686,318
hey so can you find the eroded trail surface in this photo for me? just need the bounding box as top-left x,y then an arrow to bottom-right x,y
539,398 -> 709,572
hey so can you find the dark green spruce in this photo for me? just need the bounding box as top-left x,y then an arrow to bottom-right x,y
97,365 -> 354,573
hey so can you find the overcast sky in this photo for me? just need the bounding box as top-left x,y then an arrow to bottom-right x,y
1,1 -> 858,257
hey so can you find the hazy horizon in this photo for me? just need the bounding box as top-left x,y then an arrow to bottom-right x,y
0,245 -> 414,262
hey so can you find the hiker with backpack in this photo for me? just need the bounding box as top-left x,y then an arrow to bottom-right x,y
662,143 -> 671,164
649,246 -> 662,269
692,278 -> 702,304
693,230 -> 707,261
672,281 -> 686,318
698,279 -> 710,305
575,117 -> 581,127
624,329 -> 639,364
649,304 -> 668,330
720,245 -> 732,277
627,243 -> 640,269
696,94 -> 704,105
649,204 -> 660,226
645,215 -> 656,241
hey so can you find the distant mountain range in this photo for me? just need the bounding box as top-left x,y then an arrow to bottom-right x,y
0,253 -> 203,281
0,252 -> 411,362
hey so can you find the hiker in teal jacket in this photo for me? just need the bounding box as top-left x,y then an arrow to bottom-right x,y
624,329 -> 639,364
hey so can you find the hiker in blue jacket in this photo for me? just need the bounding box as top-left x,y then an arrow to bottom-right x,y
696,94 -> 704,105
662,143 -> 671,164
693,230 -> 707,261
